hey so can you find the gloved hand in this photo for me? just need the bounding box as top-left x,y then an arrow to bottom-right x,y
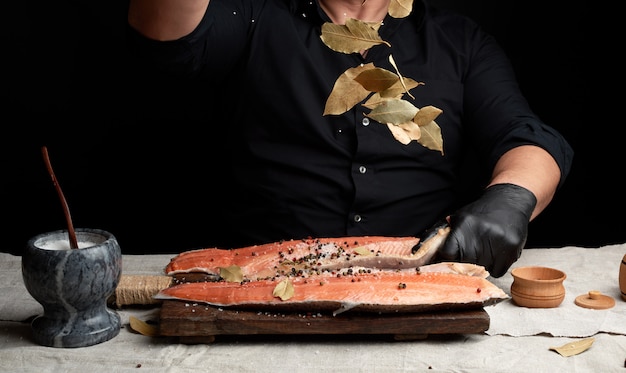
435,183 -> 537,278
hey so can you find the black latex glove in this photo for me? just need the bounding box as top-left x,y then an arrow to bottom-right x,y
435,183 -> 537,278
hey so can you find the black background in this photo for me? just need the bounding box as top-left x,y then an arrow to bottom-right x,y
2,1 -> 620,256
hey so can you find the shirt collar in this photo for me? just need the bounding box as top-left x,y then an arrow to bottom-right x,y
287,0 -> 426,28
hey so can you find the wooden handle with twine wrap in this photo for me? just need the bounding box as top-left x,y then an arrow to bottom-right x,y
109,275 -> 174,308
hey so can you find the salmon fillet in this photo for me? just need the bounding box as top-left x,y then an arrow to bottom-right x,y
156,262 -> 508,315
165,232 -> 449,281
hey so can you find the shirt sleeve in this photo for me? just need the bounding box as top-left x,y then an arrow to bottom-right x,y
459,17 -> 574,188
126,0 -> 260,82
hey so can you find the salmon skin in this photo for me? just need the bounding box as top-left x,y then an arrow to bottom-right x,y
165,230 -> 450,281
155,262 -> 508,315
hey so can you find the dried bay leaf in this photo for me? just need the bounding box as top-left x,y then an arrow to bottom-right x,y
398,121 -> 422,140
320,9 -> 445,152
362,93 -> 387,109
413,105 -> 443,126
388,55 -> 414,99
389,0 -> 413,18
550,337 -> 595,357
324,63 -> 376,115
219,265 -> 244,283
354,68 -> 399,92
321,19 -> 391,54
364,21 -> 383,32
354,246 -> 374,256
387,123 -> 412,145
363,78 -> 422,106
386,121 -> 421,145
273,279 -> 295,301
366,98 -> 419,125
129,316 -> 159,337
380,78 -> 423,99
386,117 -> 443,150
416,120 -> 444,154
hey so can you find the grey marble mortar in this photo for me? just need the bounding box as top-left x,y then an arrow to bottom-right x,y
22,228 -> 122,348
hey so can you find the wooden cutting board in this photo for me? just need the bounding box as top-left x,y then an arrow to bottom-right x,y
158,300 -> 491,343
112,274 -> 494,342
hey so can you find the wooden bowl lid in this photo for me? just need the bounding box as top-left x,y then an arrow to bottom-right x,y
574,291 -> 615,310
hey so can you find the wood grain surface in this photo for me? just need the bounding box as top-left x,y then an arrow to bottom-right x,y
158,300 -> 490,342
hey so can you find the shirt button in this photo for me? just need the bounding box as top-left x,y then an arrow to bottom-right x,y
359,165 -> 367,174
362,118 -> 370,126
354,214 -> 362,223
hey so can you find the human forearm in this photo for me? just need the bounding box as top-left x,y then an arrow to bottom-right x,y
432,145 -> 561,276
488,145 -> 561,221
128,0 -> 210,41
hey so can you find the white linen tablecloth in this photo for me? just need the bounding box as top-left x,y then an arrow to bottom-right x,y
487,244 -> 626,337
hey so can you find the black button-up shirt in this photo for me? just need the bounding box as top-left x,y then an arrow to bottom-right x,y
127,0 -> 573,248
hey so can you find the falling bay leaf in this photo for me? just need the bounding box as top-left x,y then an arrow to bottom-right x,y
380,78 -> 423,99
363,78 -> 422,105
386,121 -> 423,145
364,21 -> 383,32
387,123 -> 412,145
320,18 -> 391,54
319,9 -> 446,151
362,93 -> 386,109
129,316 -> 159,337
324,63 -> 376,115
413,105 -> 443,126
416,120 -> 444,154
550,337 -> 595,357
366,98 -> 419,125
388,0 -> 414,18
354,68 -> 399,92
398,121 -> 422,140
388,55 -> 414,100
273,279 -> 295,301
219,265 -> 244,283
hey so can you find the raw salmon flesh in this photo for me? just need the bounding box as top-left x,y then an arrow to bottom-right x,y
157,232 -> 509,314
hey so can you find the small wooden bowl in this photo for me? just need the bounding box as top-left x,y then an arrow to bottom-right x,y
510,266 -> 566,308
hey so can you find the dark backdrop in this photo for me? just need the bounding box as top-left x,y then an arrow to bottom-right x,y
2,1 -> 620,256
